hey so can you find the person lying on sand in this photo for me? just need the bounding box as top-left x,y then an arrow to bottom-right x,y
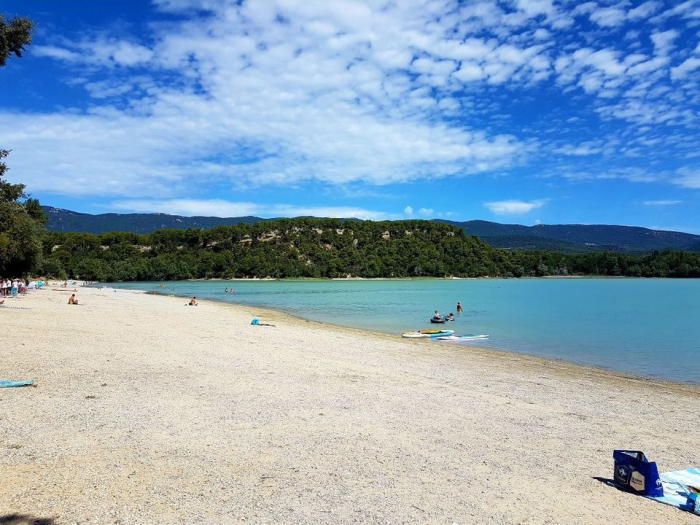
188,297 -> 198,306
68,294 -> 78,305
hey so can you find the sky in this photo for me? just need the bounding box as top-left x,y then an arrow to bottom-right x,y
1,0 -> 699,231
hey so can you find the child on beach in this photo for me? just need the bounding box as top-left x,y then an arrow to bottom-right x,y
188,297 -> 198,306
68,294 -> 79,305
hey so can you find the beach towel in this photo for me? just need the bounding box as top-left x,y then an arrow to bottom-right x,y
0,380 -> 34,388
648,469 -> 700,515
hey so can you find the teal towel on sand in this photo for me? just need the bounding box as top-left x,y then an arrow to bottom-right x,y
0,380 -> 34,388
648,468 -> 700,515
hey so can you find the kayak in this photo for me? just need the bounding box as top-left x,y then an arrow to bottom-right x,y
402,330 -> 454,338
437,334 -> 489,341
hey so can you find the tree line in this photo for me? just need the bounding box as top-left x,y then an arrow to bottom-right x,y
33,220 -> 700,281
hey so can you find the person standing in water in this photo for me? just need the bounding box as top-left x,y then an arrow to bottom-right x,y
456,302 -> 463,314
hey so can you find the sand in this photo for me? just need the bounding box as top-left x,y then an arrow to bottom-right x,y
1,286 -> 698,524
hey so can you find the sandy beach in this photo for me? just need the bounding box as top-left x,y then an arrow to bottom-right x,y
1,286 -> 698,524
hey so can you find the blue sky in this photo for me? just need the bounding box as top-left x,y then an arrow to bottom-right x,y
1,0 -> 699,231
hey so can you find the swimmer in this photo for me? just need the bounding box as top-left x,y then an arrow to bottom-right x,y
456,302 -> 463,314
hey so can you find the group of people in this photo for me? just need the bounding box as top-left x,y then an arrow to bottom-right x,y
1,278 -> 28,298
432,302 -> 463,321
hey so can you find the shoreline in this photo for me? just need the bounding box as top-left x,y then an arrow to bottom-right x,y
101,283 -> 700,391
2,285 -> 699,523
181,276 -> 700,281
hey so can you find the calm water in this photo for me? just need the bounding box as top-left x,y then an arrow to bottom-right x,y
104,279 -> 700,384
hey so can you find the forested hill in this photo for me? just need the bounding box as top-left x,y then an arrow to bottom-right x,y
43,206 -> 700,254
36,218 -> 700,281
42,206 -> 268,234
435,220 -> 700,253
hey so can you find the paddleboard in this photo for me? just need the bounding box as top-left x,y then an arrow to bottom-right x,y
0,380 -> 34,388
402,330 -> 454,338
437,334 -> 489,341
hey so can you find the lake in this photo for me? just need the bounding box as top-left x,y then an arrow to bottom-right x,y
103,278 -> 700,384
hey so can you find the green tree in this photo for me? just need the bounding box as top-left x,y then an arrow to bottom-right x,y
0,150 -> 44,275
0,14 -> 33,67
1,14 -> 42,276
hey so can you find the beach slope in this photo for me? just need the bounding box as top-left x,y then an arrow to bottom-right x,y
1,287 -> 698,524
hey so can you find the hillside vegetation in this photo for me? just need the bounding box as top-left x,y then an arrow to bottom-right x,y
36,219 -> 700,281
44,206 -> 700,253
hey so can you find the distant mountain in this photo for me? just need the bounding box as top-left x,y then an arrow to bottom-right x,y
437,220 -> 700,253
43,206 -> 700,253
42,206 -> 267,234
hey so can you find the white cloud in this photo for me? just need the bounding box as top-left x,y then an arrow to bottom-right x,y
7,0 -> 551,198
33,45 -> 82,61
650,29 -> 679,56
417,207 -> 433,216
671,57 -> 700,80
111,199 -> 395,220
643,200 -> 683,206
589,7 -> 626,27
628,1 -> 663,20
404,205 -> 414,216
484,199 -> 549,216
35,40 -> 153,67
672,170 -> 700,189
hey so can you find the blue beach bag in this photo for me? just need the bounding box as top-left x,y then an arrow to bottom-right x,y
613,450 -> 663,497
251,318 -> 260,325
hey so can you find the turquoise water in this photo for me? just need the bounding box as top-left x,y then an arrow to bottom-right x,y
104,279 -> 700,384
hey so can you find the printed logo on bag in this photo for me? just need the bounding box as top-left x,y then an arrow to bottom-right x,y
630,471 -> 645,491
615,466 -> 631,485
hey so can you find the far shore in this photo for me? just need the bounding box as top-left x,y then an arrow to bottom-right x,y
2,285 -> 699,523
110,274 -> 694,283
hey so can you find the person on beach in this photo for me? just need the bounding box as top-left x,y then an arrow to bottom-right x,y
457,302 -> 463,314
68,294 -> 79,305
189,297 -> 198,306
